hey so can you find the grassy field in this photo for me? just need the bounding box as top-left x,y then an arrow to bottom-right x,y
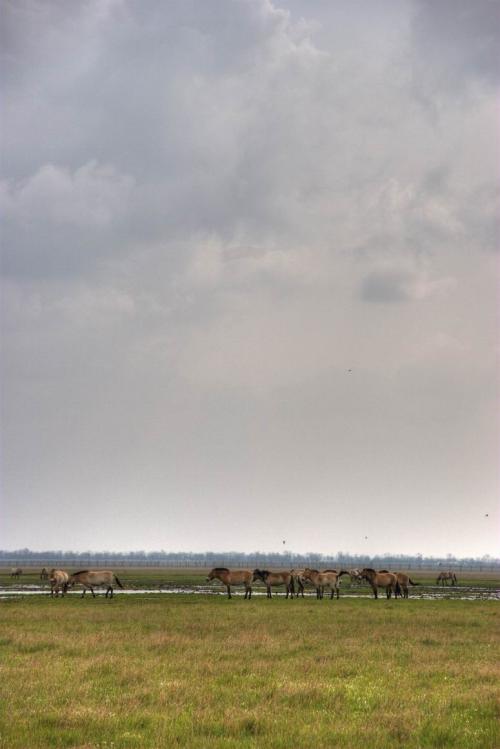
1,592 -> 499,748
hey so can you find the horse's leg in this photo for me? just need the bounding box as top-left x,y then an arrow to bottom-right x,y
336,585 -> 340,600
330,588 -> 334,600
227,585 -> 231,599
91,587 -> 95,598
372,584 -> 378,599
81,588 -> 86,598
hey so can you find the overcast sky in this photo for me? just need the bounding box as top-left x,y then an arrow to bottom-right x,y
1,0 -> 498,557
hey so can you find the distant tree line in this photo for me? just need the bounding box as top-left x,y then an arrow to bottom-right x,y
1,549 -> 499,571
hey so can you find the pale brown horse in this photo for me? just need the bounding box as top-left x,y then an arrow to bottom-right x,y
69,570 -> 124,598
49,569 -> 69,597
40,567 -> 49,581
361,568 -> 401,599
291,569 -> 308,598
10,567 -> 22,578
252,569 -> 295,598
301,568 -> 349,600
379,571 -> 419,599
436,571 -> 457,586
206,568 -> 253,599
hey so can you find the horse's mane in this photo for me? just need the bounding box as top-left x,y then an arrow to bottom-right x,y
322,569 -> 337,573
378,570 -> 389,573
72,570 -> 89,576
363,567 -> 376,574
213,567 -> 229,573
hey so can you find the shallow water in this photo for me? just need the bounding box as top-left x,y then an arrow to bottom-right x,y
1,584 -> 499,601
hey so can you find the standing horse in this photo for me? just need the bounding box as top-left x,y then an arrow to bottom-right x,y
206,568 -> 253,599
361,568 -> 400,599
69,570 -> 124,598
49,569 -> 69,597
436,571 -> 457,586
301,568 -> 349,600
379,571 -> 419,599
252,570 -> 295,598
40,568 -> 49,581
291,569 -> 308,598
10,568 -> 22,578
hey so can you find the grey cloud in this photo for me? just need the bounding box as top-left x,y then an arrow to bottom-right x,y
1,1 -> 498,556
361,270 -> 415,303
411,0 -> 500,94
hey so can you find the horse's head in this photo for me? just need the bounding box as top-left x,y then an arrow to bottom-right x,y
252,569 -> 266,582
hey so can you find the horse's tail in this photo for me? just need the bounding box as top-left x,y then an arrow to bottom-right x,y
288,574 -> 295,595
114,575 -> 124,589
395,580 -> 402,597
408,578 -> 419,586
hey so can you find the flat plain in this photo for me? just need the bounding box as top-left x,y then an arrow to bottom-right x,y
0,569 -> 499,748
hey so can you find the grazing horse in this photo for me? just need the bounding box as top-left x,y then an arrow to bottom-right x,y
49,569 -> 69,598
252,569 -> 295,598
301,568 -> 348,600
348,569 -> 363,584
436,571 -> 457,586
69,570 -> 124,598
206,568 -> 253,599
361,568 -> 400,599
40,568 -> 49,581
10,567 -> 22,578
379,571 -> 419,599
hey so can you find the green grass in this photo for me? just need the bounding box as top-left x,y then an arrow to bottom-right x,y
0,595 -> 498,748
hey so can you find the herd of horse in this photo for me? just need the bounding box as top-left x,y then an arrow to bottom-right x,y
7,566 -> 458,599
207,567 -> 423,600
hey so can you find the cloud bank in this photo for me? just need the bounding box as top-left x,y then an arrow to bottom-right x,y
1,0 -> 498,556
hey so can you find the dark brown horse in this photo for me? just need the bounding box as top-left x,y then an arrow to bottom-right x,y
361,568 -> 401,599
206,568 -> 253,599
40,567 -> 49,581
252,569 -> 295,598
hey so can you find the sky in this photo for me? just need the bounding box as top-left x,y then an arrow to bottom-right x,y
1,0 -> 499,557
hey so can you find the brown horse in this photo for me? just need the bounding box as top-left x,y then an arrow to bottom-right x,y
252,569 -> 295,598
49,569 -> 69,597
301,568 -> 349,599
379,571 -> 419,599
10,567 -> 22,578
206,568 -> 253,599
40,567 -> 49,581
69,570 -> 124,598
290,569 -> 309,598
361,568 -> 400,599
436,571 -> 457,586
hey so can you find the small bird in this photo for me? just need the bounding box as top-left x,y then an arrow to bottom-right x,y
282,540 -> 286,545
